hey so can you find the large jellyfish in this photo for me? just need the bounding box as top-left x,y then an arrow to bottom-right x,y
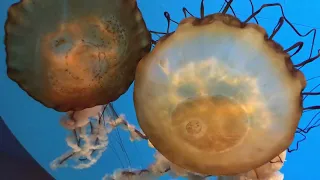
134,0 -> 319,176
5,0 -> 151,112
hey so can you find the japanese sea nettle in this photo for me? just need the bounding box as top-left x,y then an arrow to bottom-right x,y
5,0 -> 151,112
134,13 -> 305,175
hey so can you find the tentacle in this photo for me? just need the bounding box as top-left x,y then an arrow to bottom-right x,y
288,131 -> 306,152
200,0 -> 205,18
221,0 -> 233,14
269,17 -> 285,40
51,104 -> 147,169
284,42 -> 303,57
243,3 -> 318,69
182,7 -> 194,18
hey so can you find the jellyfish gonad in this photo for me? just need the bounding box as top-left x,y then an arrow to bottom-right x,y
5,0 -> 151,113
134,0 -> 320,177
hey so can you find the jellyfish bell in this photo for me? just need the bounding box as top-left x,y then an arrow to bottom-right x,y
134,13 -> 306,175
5,0 -> 151,112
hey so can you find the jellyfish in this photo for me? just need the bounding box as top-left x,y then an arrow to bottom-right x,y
44,0 -> 319,179
134,0 -> 320,176
4,0 -> 151,112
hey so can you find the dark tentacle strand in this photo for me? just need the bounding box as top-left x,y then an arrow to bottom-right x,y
290,99 -> 320,152
284,42 -> 303,57
270,155 -> 284,164
149,12 -> 177,46
303,92 -> 320,95
164,12 -> 171,33
248,0 -> 259,24
288,131 -> 306,152
303,80 -> 320,101
200,0 -> 205,18
294,49 -> 320,67
182,7 -> 194,18
222,0 -> 237,17
222,0 -> 233,14
269,17 -> 285,40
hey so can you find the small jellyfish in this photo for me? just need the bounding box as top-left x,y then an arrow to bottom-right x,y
5,0 -> 151,112
134,1 -> 306,176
